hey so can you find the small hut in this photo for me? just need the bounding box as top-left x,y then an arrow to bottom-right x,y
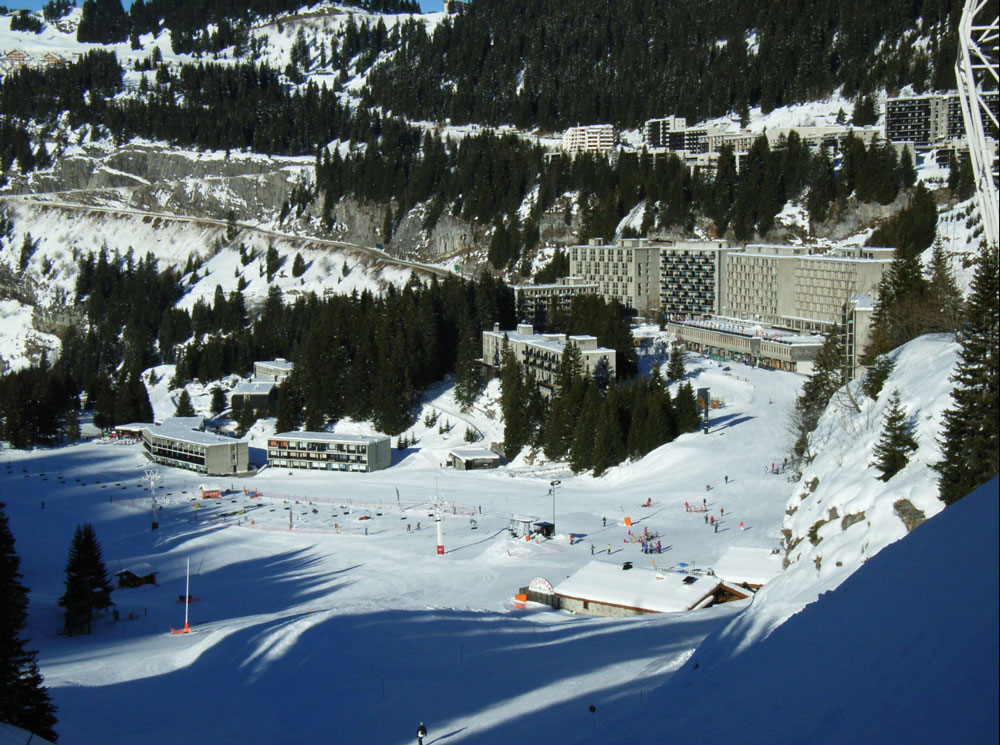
115,563 -> 158,589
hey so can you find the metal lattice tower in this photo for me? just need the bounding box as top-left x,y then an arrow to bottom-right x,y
956,0 -> 1000,248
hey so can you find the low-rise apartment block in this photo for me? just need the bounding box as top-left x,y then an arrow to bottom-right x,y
267,432 -> 392,472
482,323 -> 616,394
253,359 -> 294,383
568,237 -> 661,314
514,276 -> 599,320
141,421 -> 249,475
668,318 -> 824,374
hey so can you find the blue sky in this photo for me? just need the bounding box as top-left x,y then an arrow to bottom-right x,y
11,1 -> 445,12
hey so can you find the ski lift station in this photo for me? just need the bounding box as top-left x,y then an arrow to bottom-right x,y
509,515 -> 554,539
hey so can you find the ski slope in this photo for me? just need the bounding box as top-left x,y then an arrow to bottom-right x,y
4,334 -> 994,744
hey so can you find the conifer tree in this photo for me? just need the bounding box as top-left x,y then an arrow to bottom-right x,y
673,381 -> 701,434
210,385 -> 227,416
667,343 -> 685,382
58,523 -> 113,637
925,240 -> 964,334
0,503 -> 58,742
453,322 -> 485,409
498,339 -> 528,460
935,244 -> 999,505
591,385 -> 626,477
569,380 -> 599,473
871,390 -> 918,481
173,388 -> 195,417
793,325 -> 845,455
861,353 -> 895,401
543,341 -> 585,459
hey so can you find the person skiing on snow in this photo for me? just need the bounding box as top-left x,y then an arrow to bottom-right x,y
417,722 -> 427,745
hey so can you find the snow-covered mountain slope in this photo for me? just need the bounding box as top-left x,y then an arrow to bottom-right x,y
644,474 -> 999,745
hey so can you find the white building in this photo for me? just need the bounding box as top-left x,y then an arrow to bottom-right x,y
562,124 -> 616,153
482,323 -> 616,394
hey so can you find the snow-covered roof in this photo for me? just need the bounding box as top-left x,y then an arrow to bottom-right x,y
255,359 -> 294,371
232,381 -> 276,395
158,416 -> 206,430
449,448 -> 500,461
271,431 -> 388,445
712,546 -> 783,586
148,424 -> 241,447
553,560 -> 727,614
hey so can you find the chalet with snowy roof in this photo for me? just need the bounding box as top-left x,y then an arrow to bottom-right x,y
712,546 -> 783,590
5,48 -> 29,65
115,563 -> 158,589
268,431 -> 391,472
448,448 -> 501,471
551,561 -> 750,617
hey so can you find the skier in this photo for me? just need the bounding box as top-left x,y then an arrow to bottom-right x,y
417,722 -> 427,745
684,501 -> 690,512
739,521 -> 746,531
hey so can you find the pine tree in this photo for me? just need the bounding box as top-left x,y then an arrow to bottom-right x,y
925,240 -> 964,334
210,386 -> 227,416
173,388 -> 195,417
870,390 -> 918,481
291,252 -> 307,278
673,381 -> 701,434
58,523 -> 113,637
861,353 -> 895,400
794,325 -> 846,454
453,322 -> 485,409
0,503 -> 59,742
498,338 -> 528,459
935,244 -> 999,505
667,342 -> 685,382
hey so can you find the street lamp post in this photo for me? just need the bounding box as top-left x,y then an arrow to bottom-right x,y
550,479 -> 561,536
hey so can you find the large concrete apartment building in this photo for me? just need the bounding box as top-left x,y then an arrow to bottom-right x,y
482,323 -> 616,394
568,237 -> 661,316
885,90 -> 999,147
659,240 -> 735,318
562,124 -> 616,154
720,244 -> 894,334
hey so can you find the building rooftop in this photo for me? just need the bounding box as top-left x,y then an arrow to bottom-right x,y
271,431 -> 389,444
256,358 -> 294,370
712,546 -> 784,586
553,560 -> 736,614
147,423 -> 243,447
232,381 -> 277,395
449,448 -> 500,460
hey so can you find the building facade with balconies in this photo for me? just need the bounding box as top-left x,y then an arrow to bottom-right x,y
267,432 -> 391,472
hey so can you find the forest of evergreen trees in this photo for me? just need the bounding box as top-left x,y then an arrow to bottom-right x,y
362,0 -> 960,130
